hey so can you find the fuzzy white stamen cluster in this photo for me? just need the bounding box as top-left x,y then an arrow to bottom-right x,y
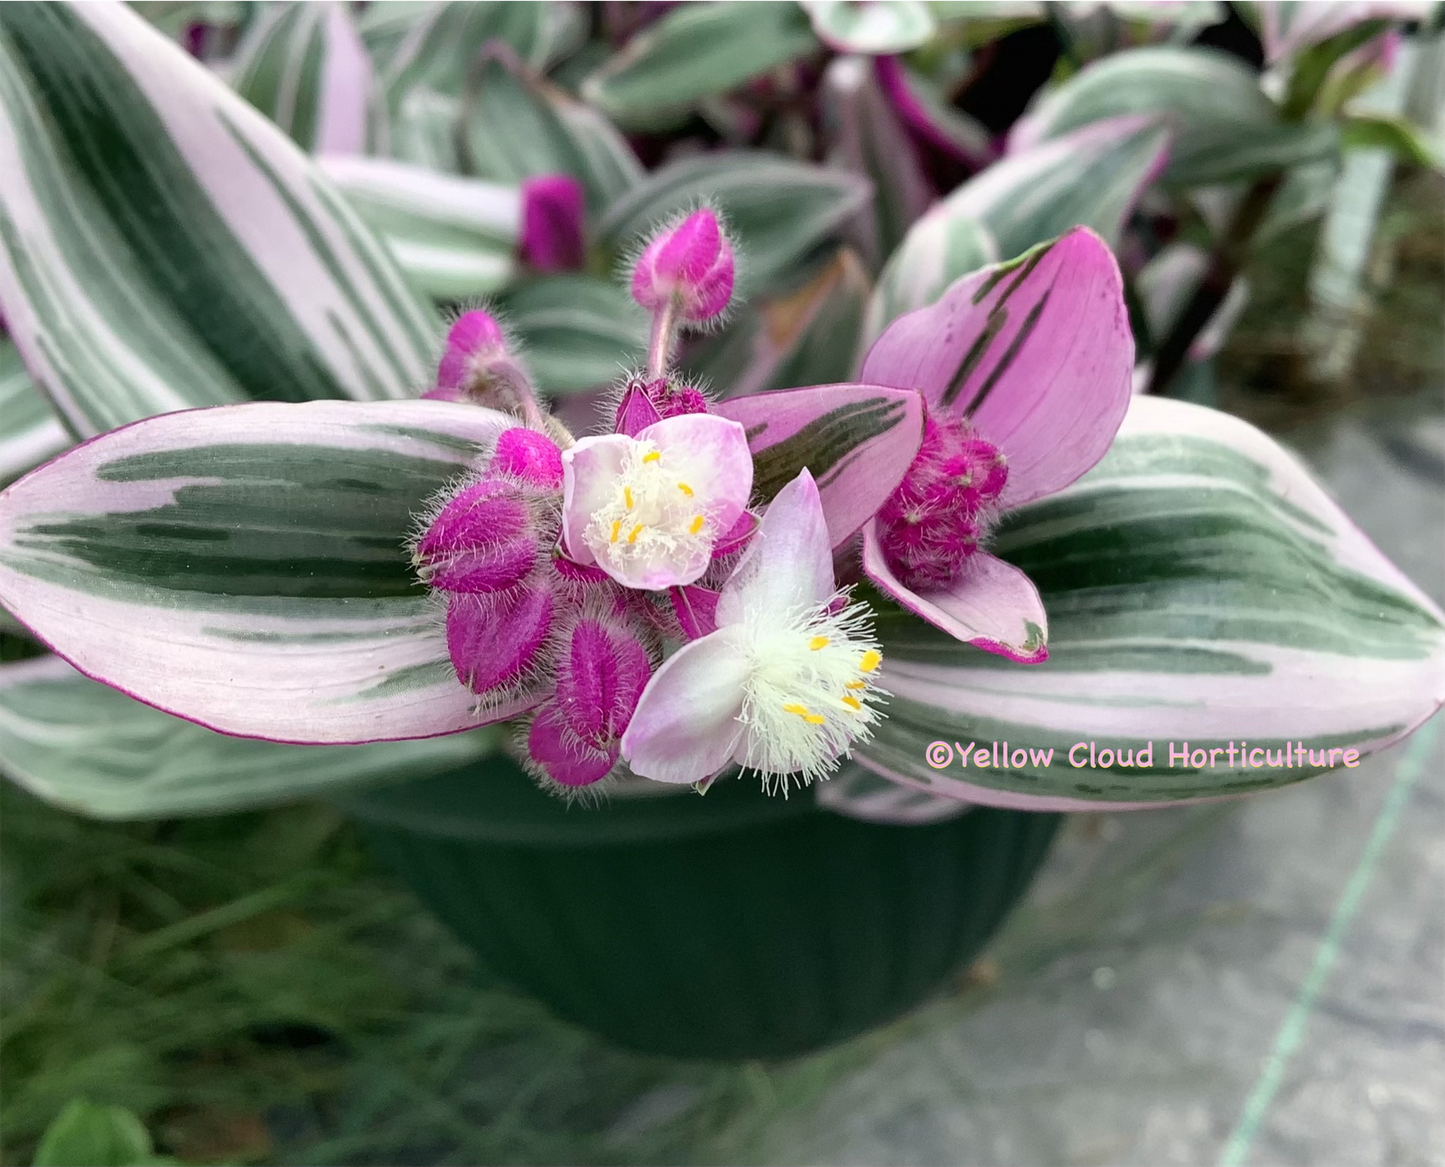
582,440 -> 715,581
727,593 -> 885,792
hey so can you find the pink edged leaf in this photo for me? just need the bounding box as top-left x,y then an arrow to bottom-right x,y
851,395 -> 1445,811
862,527 -> 1048,663
620,635 -> 749,784
0,654 -> 500,819
860,227 -> 1135,509
1260,2 -> 1429,63
0,399 -> 536,745
713,383 -> 925,546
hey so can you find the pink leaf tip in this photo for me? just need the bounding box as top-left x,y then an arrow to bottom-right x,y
630,208 -> 736,323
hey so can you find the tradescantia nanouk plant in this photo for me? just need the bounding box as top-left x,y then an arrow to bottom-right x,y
0,1 -> 1442,823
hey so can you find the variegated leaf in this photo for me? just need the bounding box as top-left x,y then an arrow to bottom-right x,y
685,249 -> 871,398
862,209 -> 999,346
0,338 -> 69,488
320,155 -> 519,301
495,274 -> 648,395
0,655 -> 499,819
229,0 -> 371,155
0,2 -> 439,436
939,114 -> 1172,262
1013,46 -> 1340,187
0,399 -> 527,744
855,395 -> 1445,810
458,45 -> 643,216
582,1 -> 820,132
803,0 -> 937,54
598,152 -> 872,298
714,382 -> 925,545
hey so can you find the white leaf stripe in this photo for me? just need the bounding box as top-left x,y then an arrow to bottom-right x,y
0,3 -> 438,436
0,654 -> 501,819
0,400 -> 532,744
0,339 -> 69,486
856,397 -> 1445,810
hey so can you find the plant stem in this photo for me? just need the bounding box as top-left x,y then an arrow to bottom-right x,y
1146,174 -> 1283,395
647,299 -> 680,377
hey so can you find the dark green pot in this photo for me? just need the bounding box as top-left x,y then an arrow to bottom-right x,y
340,759 -> 1060,1061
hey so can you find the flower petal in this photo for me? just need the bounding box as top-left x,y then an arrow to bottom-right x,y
560,433 -> 631,566
637,413 -> 753,535
620,635 -> 749,784
863,525 -> 1048,663
860,227 -> 1134,509
716,470 -> 834,627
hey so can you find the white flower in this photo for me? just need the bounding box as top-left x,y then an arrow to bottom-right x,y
620,470 -> 885,791
560,413 -> 753,590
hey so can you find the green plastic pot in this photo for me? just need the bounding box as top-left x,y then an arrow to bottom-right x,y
340,759 -> 1060,1061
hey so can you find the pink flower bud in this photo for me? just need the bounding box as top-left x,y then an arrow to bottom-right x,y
414,478 -> 540,595
425,311 -> 548,429
612,374 -> 709,436
526,703 -> 618,788
445,584 -> 554,696
520,175 -> 586,273
630,208 -> 735,323
874,412 -> 1008,590
492,426 -> 563,489
553,613 -> 653,751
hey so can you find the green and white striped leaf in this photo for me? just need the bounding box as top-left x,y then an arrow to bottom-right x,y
0,399 -> 527,744
684,249 -> 871,397
944,114 -> 1173,262
1013,46 -> 1339,187
0,339 -> 69,488
320,155 -> 520,301
856,395 -> 1445,810
378,0 -> 584,105
382,84 -> 464,172
598,152 -> 873,298
803,0 -> 937,53
229,0 -> 371,154
459,46 -> 643,216
581,1 -> 820,132
0,2 -> 439,437
862,209 -> 999,347
0,655 -> 499,819
495,274 -> 648,395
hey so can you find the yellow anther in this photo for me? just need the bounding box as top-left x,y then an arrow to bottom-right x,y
845,680 -> 867,690
623,486 -> 634,509
841,694 -> 862,711
859,650 -> 882,673
628,524 -> 644,544
783,703 -> 810,717
677,482 -> 694,497
642,451 -> 661,464
610,520 -> 622,544
808,635 -> 830,651
689,515 -> 705,535
804,713 -> 826,725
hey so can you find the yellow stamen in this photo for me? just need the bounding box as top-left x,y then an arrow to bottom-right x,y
808,635 -> 829,651
623,486 -> 634,509
859,650 -> 882,673
642,451 -> 661,464
804,713 -> 826,725
628,524 -> 643,544
783,703 -> 810,717
845,680 -> 867,690
841,694 -> 862,711
689,515 -> 705,535
677,482 -> 694,497
609,520 -> 622,544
